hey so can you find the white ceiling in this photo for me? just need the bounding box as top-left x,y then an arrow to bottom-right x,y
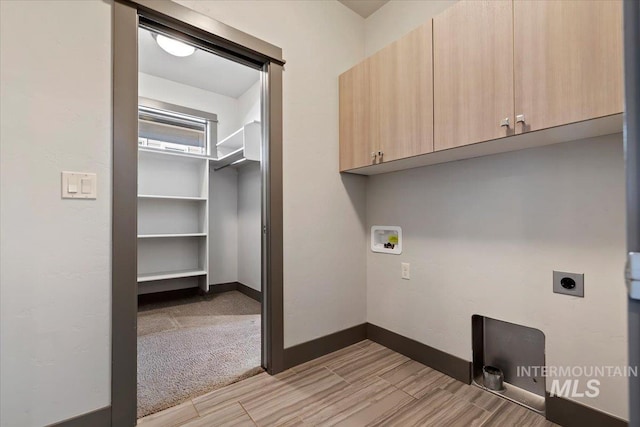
338,0 -> 389,18
138,28 -> 260,98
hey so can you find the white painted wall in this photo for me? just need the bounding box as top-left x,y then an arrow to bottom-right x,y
177,0 -> 368,347
209,167 -> 239,285
209,161 -> 261,292
238,80 -> 261,127
139,72 -> 240,142
236,82 -> 262,292
0,1 -> 112,426
364,0 -> 456,56
366,136 -> 627,418
237,163 -> 262,291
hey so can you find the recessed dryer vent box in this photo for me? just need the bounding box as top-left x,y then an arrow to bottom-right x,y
371,226 -> 402,254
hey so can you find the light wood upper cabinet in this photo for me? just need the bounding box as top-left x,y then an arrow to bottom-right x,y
433,0 -> 514,151
339,0 -> 624,174
513,0 -> 623,134
371,22 -> 434,163
339,59 -> 373,171
339,22 -> 433,171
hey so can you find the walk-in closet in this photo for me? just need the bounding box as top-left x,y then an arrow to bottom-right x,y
135,26 -> 264,418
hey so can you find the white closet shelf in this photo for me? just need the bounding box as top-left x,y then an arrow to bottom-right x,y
216,126 -> 245,149
137,233 -> 206,239
137,269 -> 207,282
217,147 -> 244,162
138,194 -> 206,201
211,148 -> 246,171
215,121 -> 261,165
139,146 -> 212,161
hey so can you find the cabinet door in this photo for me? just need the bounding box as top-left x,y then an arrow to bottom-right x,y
514,0 -> 623,133
372,22 -> 434,163
433,0 -> 514,150
339,60 -> 374,171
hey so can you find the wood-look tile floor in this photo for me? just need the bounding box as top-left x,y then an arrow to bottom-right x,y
138,340 -> 558,427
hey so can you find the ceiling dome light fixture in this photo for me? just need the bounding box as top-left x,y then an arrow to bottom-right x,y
154,34 -> 195,57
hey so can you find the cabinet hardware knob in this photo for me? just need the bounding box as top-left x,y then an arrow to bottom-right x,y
378,151 -> 384,157
516,114 -> 525,123
371,152 -> 377,159
500,117 -> 510,127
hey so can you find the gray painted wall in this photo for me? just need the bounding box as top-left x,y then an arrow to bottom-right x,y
366,135 -> 627,418
0,1 -> 112,425
177,0 -> 368,349
0,2 -> 363,424
364,0 -> 627,419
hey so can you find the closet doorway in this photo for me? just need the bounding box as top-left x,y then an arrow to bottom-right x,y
135,25 -> 266,418
112,2 -> 284,425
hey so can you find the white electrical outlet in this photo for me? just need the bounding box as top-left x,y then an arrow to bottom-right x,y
401,262 -> 410,280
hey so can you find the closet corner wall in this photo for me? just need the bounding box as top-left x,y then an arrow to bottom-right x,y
208,165 -> 238,287
208,160 -> 262,293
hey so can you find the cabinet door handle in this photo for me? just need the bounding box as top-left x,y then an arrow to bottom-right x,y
500,117 -> 510,127
371,152 -> 377,160
516,114 -> 525,124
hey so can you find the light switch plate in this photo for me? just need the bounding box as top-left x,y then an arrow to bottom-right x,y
62,172 -> 96,199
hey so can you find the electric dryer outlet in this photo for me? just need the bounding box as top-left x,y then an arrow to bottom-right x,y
553,271 -> 584,297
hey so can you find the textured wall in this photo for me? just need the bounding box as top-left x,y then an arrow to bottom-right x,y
177,0 -> 368,347
366,135 -> 628,418
0,1 -> 112,426
363,0 -> 627,418
0,1 -> 367,425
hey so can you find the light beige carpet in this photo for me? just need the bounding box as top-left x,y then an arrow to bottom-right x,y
137,290 -> 262,418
